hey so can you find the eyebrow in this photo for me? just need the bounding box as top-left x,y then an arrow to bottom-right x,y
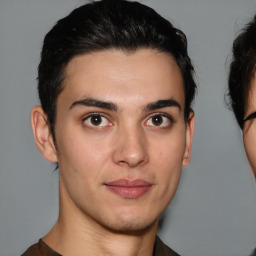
69,97 -> 181,112
144,99 -> 181,111
69,98 -> 118,111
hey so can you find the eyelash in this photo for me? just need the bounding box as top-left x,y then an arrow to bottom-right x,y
244,112 -> 256,124
81,112 -> 174,128
145,113 -> 174,128
82,113 -> 112,128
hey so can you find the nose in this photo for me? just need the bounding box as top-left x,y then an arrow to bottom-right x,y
112,126 -> 149,168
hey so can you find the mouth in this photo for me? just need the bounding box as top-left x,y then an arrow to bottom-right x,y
104,179 -> 153,199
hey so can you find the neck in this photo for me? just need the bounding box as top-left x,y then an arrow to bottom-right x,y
44,216 -> 158,256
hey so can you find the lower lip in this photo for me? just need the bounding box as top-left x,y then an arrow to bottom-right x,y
106,185 -> 152,199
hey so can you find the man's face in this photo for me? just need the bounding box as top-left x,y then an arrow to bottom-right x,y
243,72 -> 256,177
39,49 -> 194,232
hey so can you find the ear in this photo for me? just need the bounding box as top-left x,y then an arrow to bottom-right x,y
182,111 -> 195,167
31,106 -> 58,163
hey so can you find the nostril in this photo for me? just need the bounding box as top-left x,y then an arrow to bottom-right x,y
114,150 -> 149,168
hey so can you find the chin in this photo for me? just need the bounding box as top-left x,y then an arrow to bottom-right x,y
105,221 -> 156,235
99,212 -> 158,234
248,160 -> 256,178
252,168 -> 256,179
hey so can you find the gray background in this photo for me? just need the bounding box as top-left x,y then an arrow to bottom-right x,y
1,0 -> 256,255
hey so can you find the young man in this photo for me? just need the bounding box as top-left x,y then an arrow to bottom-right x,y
22,0 -> 196,255
228,15 -> 256,256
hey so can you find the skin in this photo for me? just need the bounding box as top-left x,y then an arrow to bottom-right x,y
243,72 -> 256,177
31,49 -> 194,256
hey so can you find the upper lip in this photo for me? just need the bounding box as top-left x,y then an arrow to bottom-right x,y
105,179 -> 152,187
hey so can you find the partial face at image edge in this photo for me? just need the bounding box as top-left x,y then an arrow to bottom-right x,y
243,72 -> 256,178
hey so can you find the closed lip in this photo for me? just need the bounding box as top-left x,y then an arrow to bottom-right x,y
104,179 -> 153,199
105,179 -> 152,187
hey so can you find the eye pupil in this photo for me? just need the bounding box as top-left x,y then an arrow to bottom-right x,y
152,115 -> 163,126
91,115 -> 102,126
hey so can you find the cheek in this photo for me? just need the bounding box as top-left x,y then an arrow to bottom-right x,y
56,129 -> 113,174
154,133 -> 186,163
56,132 -> 114,200
151,132 -> 186,180
151,138 -> 184,207
244,128 -> 256,176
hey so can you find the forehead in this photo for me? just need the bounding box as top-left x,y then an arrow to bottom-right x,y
60,49 -> 185,109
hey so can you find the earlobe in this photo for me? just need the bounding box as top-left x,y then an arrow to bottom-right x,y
182,111 -> 195,167
31,106 -> 58,163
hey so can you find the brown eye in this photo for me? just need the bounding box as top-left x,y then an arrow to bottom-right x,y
145,114 -> 172,128
90,115 -> 102,126
84,114 -> 112,127
152,115 -> 163,126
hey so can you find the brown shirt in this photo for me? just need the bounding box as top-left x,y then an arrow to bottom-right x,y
21,236 -> 180,256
